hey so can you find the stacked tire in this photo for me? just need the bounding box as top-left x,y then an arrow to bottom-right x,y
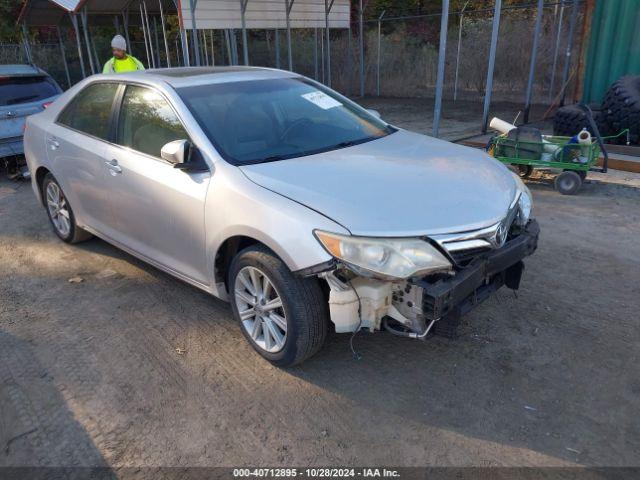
553,104 -> 603,137
600,75 -> 640,144
553,75 -> 640,144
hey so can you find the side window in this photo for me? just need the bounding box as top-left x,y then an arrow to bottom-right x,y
58,83 -> 118,140
116,85 -> 189,158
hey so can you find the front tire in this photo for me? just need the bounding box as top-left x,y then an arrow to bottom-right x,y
42,173 -> 92,243
228,245 -> 328,367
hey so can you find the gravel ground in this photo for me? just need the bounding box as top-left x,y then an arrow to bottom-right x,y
1,163 -> 639,470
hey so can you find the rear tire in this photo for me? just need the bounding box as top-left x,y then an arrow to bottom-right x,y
554,170 -> 582,195
42,173 -> 93,243
228,245 -> 328,367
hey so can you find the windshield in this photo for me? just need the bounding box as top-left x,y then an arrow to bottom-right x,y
0,75 -> 60,106
176,77 -> 395,165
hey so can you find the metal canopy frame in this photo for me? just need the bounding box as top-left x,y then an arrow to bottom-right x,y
324,0 -> 335,86
240,0 -> 249,65
19,0 -> 178,83
481,0 -> 502,134
432,0 -> 449,137
285,0 -> 295,70
523,0 -> 544,123
18,0 -> 581,138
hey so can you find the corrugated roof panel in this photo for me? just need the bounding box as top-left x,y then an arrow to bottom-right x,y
181,0 -> 351,29
77,0 -> 176,14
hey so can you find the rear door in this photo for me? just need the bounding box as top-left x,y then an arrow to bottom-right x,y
46,82 -> 120,236
0,75 -> 60,156
103,84 -> 210,284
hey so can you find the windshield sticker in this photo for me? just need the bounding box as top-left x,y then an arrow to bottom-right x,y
301,91 -> 342,110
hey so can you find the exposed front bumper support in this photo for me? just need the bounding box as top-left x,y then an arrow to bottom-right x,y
414,219 -> 540,322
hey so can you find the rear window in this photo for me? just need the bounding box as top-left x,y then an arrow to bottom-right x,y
0,76 -> 60,106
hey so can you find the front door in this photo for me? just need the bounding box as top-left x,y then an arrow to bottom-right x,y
104,84 -> 210,285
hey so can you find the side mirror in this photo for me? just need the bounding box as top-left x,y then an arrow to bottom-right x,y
161,139 -> 190,165
161,139 -> 209,172
367,109 -> 381,119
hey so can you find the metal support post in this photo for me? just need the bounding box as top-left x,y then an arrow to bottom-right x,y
80,8 -> 96,74
159,0 -> 171,67
70,13 -> 86,78
453,0 -> 469,101
523,0 -> 544,124
324,0 -> 335,87
210,30 -> 215,65
376,10 -> 385,96
56,26 -> 72,87
21,23 -> 32,64
560,0 -> 578,106
139,3 -> 151,68
285,0 -> 295,71
143,1 -> 155,68
240,0 -> 249,65
432,0 -> 449,138
481,0 -> 502,134
230,29 -> 238,65
189,0 -> 200,65
548,2 -> 565,102
314,28 -> 318,79
275,29 -> 281,68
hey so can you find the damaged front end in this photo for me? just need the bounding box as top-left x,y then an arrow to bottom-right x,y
315,218 -> 539,339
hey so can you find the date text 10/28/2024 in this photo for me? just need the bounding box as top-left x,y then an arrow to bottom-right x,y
233,468 -> 401,478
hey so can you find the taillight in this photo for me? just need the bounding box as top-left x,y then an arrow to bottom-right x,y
42,102 -> 52,109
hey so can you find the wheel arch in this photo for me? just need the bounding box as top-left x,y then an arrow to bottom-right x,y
214,233 -> 295,296
35,166 -> 51,205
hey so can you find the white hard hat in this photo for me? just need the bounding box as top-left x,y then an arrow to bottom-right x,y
111,35 -> 127,51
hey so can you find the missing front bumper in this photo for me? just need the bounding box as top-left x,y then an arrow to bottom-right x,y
415,219 -> 539,322
320,220 -> 539,335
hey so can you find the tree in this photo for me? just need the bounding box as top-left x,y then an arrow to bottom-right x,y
0,0 -> 22,42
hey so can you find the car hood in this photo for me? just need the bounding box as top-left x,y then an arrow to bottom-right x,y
239,129 -> 518,236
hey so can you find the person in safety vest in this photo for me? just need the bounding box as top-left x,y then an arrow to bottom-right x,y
103,35 -> 145,74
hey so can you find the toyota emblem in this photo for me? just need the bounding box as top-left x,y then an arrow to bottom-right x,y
494,220 -> 509,248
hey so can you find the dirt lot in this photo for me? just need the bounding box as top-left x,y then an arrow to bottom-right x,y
1,161 -> 640,469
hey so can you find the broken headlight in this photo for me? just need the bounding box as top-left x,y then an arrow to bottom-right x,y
513,174 -> 533,226
314,231 -> 453,280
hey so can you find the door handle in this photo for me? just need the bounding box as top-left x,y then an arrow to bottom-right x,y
47,138 -> 60,150
105,159 -> 122,175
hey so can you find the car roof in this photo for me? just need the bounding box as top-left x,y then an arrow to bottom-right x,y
102,66 -> 299,89
0,64 -> 46,77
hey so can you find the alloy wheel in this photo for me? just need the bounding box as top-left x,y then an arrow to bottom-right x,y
46,182 -> 71,237
234,266 -> 287,353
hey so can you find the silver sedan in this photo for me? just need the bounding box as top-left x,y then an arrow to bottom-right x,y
24,67 -> 538,366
